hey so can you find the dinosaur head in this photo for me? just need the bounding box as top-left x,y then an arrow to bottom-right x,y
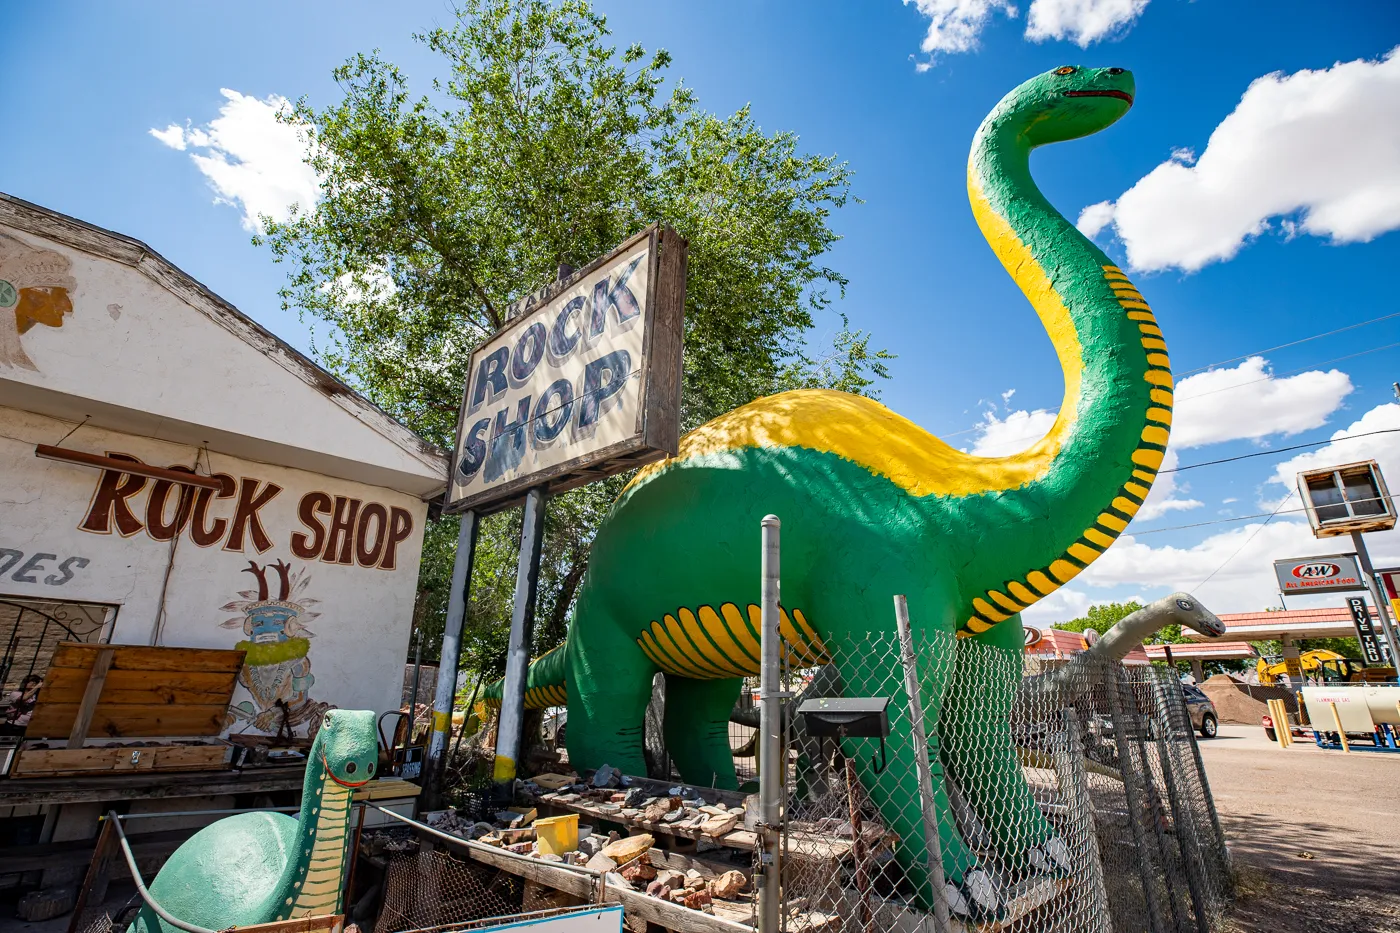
992,65 -> 1135,147
315,709 -> 378,788
1162,592 -> 1226,640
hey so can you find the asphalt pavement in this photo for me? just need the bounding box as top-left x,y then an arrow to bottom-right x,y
1200,724 -> 1400,932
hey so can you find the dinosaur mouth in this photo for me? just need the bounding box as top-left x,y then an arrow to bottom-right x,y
1063,89 -> 1134,104
323,753 -> 373,788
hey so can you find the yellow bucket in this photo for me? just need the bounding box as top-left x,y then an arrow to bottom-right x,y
534,814 -> 579,856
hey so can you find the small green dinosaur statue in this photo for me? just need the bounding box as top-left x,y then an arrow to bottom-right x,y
487,64 -> 1165,919
133,710 -> 378,933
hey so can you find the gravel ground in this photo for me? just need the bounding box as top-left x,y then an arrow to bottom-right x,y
1201,724 -> 1400,932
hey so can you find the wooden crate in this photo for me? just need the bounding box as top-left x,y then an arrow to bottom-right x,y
10,643 -> 246,778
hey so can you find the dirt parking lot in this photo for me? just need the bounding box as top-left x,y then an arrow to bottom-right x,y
1201,724 -> 1400,932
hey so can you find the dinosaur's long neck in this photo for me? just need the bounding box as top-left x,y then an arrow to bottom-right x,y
277,739 -> 354,920
957,120 -> 1172,635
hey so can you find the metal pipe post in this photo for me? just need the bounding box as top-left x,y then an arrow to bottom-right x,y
422,510 -> 479,809
1352,531 -> 1400,670
758,515 -> 783,933
893,595 -> 952,933
494,486 -> 548,790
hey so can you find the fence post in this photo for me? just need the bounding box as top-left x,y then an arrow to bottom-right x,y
893,595 -> 951,933
758,515 -> 783,933
1054,707 -> 1111,933
1105,665 -> 1165,933
1150,678 -> 1210,933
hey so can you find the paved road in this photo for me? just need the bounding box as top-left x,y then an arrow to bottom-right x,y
1200,724 -> 1400,932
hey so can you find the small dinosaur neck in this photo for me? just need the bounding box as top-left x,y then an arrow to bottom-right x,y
958,118 -> 1171,633
275,735 -> 354,920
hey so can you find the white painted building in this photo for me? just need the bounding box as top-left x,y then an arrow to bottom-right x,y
0,193 -> 449,735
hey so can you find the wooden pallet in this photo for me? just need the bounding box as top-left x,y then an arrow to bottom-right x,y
11,642 -> 244,778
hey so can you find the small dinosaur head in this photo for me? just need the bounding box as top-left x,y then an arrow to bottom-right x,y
1163,592 -> 1227,639
989,65 -> 1135,147
315,709 -> 378,788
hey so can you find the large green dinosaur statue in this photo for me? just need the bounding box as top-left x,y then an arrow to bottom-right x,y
133,710 -> 378,933
486,64 -> 1167,919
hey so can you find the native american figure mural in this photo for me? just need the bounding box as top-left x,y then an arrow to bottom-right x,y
220,560 -> 333,737
0,233 -> 76,371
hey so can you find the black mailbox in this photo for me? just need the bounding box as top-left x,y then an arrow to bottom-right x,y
795,697 -> 891,772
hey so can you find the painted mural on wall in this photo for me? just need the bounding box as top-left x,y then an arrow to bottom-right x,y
0,233 -> 76,371
220,559 -> 333,736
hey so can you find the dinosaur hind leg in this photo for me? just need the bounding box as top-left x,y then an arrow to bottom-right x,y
664,676 -> 742,789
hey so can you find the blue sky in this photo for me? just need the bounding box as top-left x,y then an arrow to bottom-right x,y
5,1 -> 1400,623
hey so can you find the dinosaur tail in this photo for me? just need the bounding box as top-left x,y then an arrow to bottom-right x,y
480,642 -> 569,710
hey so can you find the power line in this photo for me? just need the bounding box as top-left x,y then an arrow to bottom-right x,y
1191,489 -> 1295,590
1162,428 -> 1400,474
1177,310 -> 1400,377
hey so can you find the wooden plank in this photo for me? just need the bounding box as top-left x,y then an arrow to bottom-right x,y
457,839 -> 753,933
352,779 -> 422,801
46,643 -> 245,673
233,915 -> 343,933
0,827 -> 192,876
67,645 -> 115,748
40,668 -> 240,706
34,445 -> 226,490
0,767 -> 306,806
26,704 -> 231,740
11,743 -> 228,777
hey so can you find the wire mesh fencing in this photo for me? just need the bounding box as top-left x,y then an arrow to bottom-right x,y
767,627 -> 1231,933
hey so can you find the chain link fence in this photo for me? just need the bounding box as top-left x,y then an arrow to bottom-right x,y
767,628 -> 1231,933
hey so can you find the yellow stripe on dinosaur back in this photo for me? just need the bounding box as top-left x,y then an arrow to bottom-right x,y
630,172 -> 1083,501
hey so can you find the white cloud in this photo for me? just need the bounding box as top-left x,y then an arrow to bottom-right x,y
1076,200 -> 1115,238
1082,47 -> 1400,271
1021,586 -> 1093,627
904,0 -> 1017,63
968,406 -> 1057,457
1024,0 -> 1149,46
149,123 -> 187,151
151,89 -> 320,232
1136,448 -> 1204,520
1269,402 -> 1400,494
1172,357 -> 1353,448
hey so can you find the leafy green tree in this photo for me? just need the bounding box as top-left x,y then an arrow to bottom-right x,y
1059,601 -> 1143,638
258,0 -> 889,681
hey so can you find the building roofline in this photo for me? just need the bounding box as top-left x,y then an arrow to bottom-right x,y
0,192 -> 449,491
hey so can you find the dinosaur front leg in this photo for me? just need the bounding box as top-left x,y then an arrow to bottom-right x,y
941,615 -> 1067,875
664,675 -> 743,789
564,613 -> 655,779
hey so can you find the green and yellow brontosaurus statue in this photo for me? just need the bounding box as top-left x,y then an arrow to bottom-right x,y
487,64 -> 1166,919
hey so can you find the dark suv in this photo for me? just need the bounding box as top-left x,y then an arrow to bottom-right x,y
1182,683 -> 1218,738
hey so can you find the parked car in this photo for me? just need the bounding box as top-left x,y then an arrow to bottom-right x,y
1182,683 -> 1218,738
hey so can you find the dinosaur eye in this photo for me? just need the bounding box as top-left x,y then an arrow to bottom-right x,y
368,762 -> 376,774
345,761 -> 357,774
1055,66 -> 1076,76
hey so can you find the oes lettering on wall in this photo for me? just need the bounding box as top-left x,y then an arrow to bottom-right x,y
75,453 -> 415,571
0,548 -> 89,586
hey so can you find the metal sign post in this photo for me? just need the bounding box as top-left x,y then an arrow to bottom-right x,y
422,510 -> 479,809
493,486 -> 548,790
1350,531 -> 1400,671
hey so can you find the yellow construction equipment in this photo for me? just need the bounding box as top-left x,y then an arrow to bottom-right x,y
1256,649 -> 1393,685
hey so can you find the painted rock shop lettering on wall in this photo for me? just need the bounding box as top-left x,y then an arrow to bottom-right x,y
79,453 -> 415,569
